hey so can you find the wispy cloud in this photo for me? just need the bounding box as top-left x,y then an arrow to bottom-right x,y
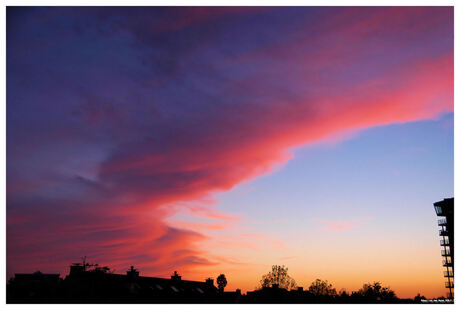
315,216 -> 374,231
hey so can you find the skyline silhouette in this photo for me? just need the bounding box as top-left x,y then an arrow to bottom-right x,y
7,260 -> 452,303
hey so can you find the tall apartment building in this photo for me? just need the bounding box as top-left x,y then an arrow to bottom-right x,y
434,198 -> 454,299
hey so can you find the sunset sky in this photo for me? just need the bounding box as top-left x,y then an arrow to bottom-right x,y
6,6 -> 453,298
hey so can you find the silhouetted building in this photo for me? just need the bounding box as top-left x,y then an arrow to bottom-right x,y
434,198 -> 454,299
7,271 -> 62,301
62,264 -> 219,303
7,260 -> 248,303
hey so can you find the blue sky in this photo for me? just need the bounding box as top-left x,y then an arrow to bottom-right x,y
216,113 -> 453,225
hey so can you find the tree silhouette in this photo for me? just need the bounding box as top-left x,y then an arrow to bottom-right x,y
414,293 -> 426,303
216,274 -> 227,293
259,265 -> 296,290
308,279 -> 337,297
357,282 -> 396,301
338,288 -> 349,298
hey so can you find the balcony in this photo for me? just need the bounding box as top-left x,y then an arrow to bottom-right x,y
445,282 -> 454,288
442,249 -> 451,256
435,206 -> 444,216
439,230 -> 449,236
440,239 -> 449,246
438,218 -> 447,226
444,271 -> 454,277
443,258 -> 452,267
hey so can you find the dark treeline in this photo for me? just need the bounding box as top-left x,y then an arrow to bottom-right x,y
7,263 -> 451,304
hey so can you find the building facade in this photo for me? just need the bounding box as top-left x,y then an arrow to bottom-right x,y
434,198 -> 454,299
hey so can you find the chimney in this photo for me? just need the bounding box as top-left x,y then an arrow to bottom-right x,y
205,278 -> 214,286
171,271 -> 181,281
69,263 -> 85,276
127,266 -> 139,278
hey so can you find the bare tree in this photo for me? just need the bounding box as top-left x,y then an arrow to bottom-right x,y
259,265 -> 296,290
357,282 -> 396,301
216,274 -> 227,293
308,279 -> 337,297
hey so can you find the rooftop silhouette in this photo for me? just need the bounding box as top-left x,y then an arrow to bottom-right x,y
6,261 -> 451,304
